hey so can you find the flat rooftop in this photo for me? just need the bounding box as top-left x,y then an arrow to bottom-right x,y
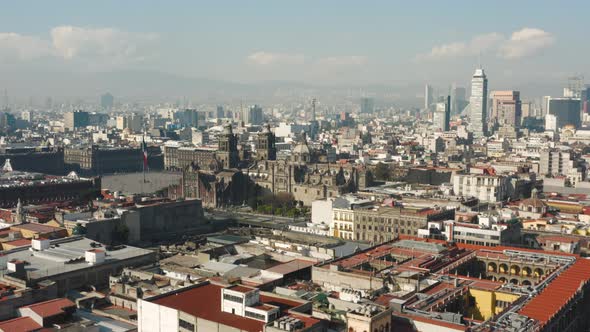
0,237 -> 154,281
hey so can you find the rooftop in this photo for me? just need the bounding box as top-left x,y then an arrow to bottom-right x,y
150,282 -> 310,332
20,298 -> 75,318
0,237 -> 154,281
0,316 -> 41,332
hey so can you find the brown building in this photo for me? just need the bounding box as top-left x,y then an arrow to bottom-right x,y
64,145 -> 147,175
353,206 -> 455,243
0,171 -> 100,208
489,90 -> 522,133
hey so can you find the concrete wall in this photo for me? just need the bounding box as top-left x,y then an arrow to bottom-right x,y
311,199 -> 333,226
138,299 -> 178,332
312,266 -> 383,292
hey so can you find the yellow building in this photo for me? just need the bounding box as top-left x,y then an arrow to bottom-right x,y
465,288 -> 520,320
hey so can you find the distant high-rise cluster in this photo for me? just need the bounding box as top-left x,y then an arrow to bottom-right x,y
360,97 -> 374,114
100,93 -> 114,110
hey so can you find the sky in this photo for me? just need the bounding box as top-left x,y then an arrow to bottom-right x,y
0,1 -> 589,99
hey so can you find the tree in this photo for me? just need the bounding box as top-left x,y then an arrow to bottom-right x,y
374,162 -> 391,181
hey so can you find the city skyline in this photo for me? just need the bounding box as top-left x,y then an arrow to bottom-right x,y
0,1 -> 589,102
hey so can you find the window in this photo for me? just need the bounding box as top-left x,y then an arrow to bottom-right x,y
223,293 -> 243,303
245,310 -> 266,321
179,319 -> 195,331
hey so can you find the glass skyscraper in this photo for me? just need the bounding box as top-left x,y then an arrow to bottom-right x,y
469,68 -> 488,138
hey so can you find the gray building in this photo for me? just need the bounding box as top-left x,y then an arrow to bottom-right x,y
63,110 -> 89,131
243,105 -> 264,125
360,97 -> 375,114
548,97 -> 581,129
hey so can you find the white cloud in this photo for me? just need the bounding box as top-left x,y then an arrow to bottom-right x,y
417,28 -> 553,61
0,26 -> 157,67
499,28 -> 554,59
316,55 -> 367,66
0,32 -> 53,60
247,51 -> 305,65
51,26 -> 157,64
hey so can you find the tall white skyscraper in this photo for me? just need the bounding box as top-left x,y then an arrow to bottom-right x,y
469,67 -> 488,138
424,84 -> 433,110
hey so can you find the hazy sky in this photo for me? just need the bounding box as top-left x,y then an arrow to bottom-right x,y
1,1 -> 589,91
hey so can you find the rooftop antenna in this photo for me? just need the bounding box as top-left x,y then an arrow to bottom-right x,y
478,52 -> 482,69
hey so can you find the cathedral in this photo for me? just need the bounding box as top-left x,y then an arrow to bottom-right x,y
180,123 -> 373,207
247,125 -> 373,206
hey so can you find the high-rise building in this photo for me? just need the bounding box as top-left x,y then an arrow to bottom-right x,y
115,113 -> 143,132
243,105 -> 264,125
432,96 -> 451,132
547,97 -> 581,129
360,97 -> 374,114
424,84 -> 433,110
451,85 -> 467,115
64,110 -> 89,131
100,93 -> 114,110
489,91 -> 522,130
469,67 -> 488,138
216,106 -> 224,118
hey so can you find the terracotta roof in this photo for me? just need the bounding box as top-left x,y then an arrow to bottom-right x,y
12,223 -> 63,234
2,239 -> 31,247
519,259 -> 590,326
0,316 -> 42,332
20,298 -> 75,318
227,285 -> 255,293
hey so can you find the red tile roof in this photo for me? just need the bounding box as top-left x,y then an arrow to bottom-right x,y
519,259 -> 590,326
0,316 -> 42,332
20,298 -> 75,318
227,285 -> 255,293
2,239 -> 31,247
12,223 -> 63,234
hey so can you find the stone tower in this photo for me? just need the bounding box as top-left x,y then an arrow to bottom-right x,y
217,123 -> 239,169
256,123 -> 276,161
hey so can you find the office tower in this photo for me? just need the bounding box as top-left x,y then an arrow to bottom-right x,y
432,96 -> 450,132
44,97 -> 53,110
64,110 -> 89,131
360,97 -> 374,114
310,98 -> 317,122
521,102 -> 530,118
451,85 -> 467,115
100,93 -> 114,110
115,113 -> 143,132
547,97 -> 581,129
444,95 -> 451,131
216,106 -> 224,118
490,91 -> 522,129
243,105 -> 264,125
469,67 -> 488,138
424,84 -> 433,110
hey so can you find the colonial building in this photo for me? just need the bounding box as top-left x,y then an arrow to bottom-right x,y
164,123 -> 239,171
247,130 -> 373,206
